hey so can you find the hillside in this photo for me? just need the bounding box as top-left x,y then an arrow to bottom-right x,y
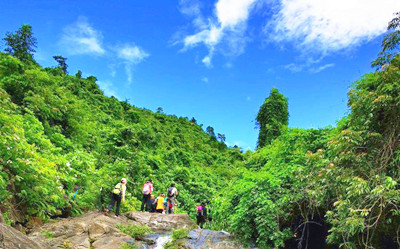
1,18 -> 400,249
0,52 -> 245,224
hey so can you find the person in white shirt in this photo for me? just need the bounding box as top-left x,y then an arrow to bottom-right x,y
166,183 -> 178,214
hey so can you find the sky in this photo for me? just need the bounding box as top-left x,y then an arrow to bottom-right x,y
1,0 -> 399,151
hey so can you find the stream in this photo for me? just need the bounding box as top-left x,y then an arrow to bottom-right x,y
153,234 -> 172,249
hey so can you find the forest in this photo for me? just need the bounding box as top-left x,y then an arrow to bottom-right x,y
0,13 -> 399,249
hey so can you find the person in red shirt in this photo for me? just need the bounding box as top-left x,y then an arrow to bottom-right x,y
141,179 -> 153,212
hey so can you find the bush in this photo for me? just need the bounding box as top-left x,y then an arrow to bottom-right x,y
117,224 -> 153,239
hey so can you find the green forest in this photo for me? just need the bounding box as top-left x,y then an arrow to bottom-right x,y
0,13 -> 399,249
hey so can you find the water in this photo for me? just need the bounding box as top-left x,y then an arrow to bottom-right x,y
153,234 -> 172,249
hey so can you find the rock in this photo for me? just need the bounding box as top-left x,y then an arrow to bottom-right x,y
88,222 -> 108,239
126,212 -> 195,232
185,229 -> 244,249
25,210 -> 242,249
68,234 -> 91,249
0,223 -> 48,249
92,235 -> 132,249
28,211 -> 134,249
141,233 -> 162,245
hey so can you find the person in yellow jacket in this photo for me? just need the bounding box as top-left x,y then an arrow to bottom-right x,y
106,178 -> 127,217
155,193 -> 165,213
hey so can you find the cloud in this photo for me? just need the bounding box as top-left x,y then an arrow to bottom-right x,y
284,63 -> 304,73
115,44 -> 149,83
97,80 -> 120,99
59,17 -> 105,55
179,0 -> 258,67
116,44 -> 149,64
202,77 -> 209,83
284,57 -> 334,73
267,0 -> 400,54
309,63 -> 335,73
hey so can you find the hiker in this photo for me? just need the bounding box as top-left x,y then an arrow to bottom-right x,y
149,195 -> 156,213
166,183 -> 178,214
141,180 -> 153,212
106,178 -> 127,217
155,193 -> 165,213
196,202 -> 207,229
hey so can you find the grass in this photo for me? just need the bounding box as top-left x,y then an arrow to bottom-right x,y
40,230 -> 53,239
116,224 -> 153,239
164,228 -> 189,249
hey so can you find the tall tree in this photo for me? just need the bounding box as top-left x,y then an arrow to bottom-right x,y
3,24 -> 37,63
53,55 -> 68,74
217,133 -> 226,143
372,11 -> 400,68
256,88 -> 288,148
206,126 -> 216,138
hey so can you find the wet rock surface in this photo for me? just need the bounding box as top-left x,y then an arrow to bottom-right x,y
184,229 -> 245,249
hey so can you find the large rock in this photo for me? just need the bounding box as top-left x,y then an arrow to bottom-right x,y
0,223 -> 48,249
29,211 -> 134,249
27,211 -> 195,249
184,229 -> 245,249
26,211 -> 241,249
126,212 -> 195,232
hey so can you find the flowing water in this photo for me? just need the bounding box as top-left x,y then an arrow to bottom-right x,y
153,234 -> 172,249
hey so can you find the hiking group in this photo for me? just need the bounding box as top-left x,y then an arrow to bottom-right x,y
105,178 -> 208,228
141,180 -> 178,214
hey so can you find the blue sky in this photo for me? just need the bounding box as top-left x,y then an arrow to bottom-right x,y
1,0 -> 399,150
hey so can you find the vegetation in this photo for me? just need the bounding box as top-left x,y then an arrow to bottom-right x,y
256,88 -> 288,148
1,13 -> 400,248
164,228 -> 189,249
117,224 -> 153,239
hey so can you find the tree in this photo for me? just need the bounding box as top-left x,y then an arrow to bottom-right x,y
206,126 -> 216,138
256,88 -> 288,148
372,11 -> 400,68
217,133 -> 226,143
53,55 -> 68,74
75,70 -> 82,79
3,24 -> 37,63
156,107 -> 163,113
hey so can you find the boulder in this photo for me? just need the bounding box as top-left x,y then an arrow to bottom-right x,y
126,212 -> 195,232
0,223 -> 48,249
91,235 -> 133,249
184,229 -> 244,249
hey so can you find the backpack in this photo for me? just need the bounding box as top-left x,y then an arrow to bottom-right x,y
112,183 -> 123,196
143,184 -> 151,195
167,187 -> 174,197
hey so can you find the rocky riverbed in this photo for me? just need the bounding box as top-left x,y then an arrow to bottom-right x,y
0,211 -> 246,249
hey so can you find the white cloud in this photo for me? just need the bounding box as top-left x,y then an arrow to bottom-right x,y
284,63 -> 304,73
179,0 -> 258,66
115,44 -> 149,83
117,44 -> 149,64
59,17 -> 105,55
284,57 -> 334,73
97,80 -> 120,99
267,0 -> 400,54
202,77 -> 209,83
309,63 -> 335,73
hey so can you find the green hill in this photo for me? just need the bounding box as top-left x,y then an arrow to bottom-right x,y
1,20 -> 400,248
0,52 -> 245,223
